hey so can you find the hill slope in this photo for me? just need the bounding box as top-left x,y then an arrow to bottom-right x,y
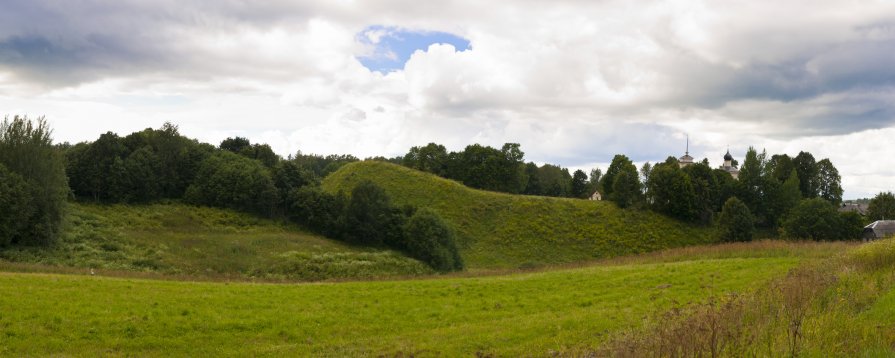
0,203 -> 431,280
322,161 -> 718,269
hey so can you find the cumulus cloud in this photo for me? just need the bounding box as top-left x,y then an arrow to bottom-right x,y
0,0 -> 894,198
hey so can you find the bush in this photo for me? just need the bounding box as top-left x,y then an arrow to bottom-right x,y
184,151 -> 278,216
0,116 -> 69,245
342,180 -> 406,247
403,209 -> 464,272
287,186 -> 346,238
718,197 -> 754,242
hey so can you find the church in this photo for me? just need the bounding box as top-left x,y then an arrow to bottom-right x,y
677,139 -> 740,179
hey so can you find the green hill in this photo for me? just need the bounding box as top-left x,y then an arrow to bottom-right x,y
0,203 -> 431,281
322,161 -> 718,269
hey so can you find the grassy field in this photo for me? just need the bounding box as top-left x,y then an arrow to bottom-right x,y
0,203 -> 432,281
0,241 -> 837,357
603,238 -> 895,357
323,161 -> 718,269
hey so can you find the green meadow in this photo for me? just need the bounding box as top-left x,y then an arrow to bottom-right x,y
323,161 -> 718,269
1,247 -> 806,356
0,203 -> 431,281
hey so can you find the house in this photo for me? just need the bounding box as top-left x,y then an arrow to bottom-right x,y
589,190 -> 602,201
863,220 -> 895,240
839,203 -> 869,216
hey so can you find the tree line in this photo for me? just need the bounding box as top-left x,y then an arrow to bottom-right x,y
3,116 -> 892,257
1,119 -> 461,272
400,142 -> 600,199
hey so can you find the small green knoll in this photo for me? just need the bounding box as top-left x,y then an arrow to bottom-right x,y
0,254 -> 800,356
0,203 -> 431,281
322,161 -> 717,269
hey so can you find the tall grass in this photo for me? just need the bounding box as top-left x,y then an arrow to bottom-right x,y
600,238 -> 895,357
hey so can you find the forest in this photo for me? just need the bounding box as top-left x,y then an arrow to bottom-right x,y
2,115 -> 893,268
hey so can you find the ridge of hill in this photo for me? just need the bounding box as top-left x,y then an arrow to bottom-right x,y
322,161 -> 718,269
0,203 -> 432,281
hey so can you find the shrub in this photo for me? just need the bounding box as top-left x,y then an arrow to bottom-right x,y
718,197 -> 754,242
403,209 -> 464,272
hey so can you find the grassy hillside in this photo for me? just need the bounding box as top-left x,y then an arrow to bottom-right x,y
0,203 -> 432,281
323,161 -> 717,269
0,242 -> 837,357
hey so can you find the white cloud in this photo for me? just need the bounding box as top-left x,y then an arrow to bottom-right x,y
0,0 -> 894,198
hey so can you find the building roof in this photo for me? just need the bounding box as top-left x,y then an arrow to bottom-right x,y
839,203 -> 869,215
864,220 -> 895,239
724,150 -> 733,161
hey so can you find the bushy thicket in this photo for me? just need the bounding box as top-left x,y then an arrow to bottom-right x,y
0,116 -> 69,246
286,182 -> 463,272
782,198 -> 864,241
184,151 -> 279,216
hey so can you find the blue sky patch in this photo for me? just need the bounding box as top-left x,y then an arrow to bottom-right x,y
356,26 -> 470,73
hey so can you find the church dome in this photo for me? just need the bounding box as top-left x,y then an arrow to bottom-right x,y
724,150 -> 733,161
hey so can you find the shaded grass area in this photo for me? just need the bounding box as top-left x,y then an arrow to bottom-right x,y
602,238 -> 895,357
0,203 -> 432,281
322,161 -> 718,269
0,252 -> 804,356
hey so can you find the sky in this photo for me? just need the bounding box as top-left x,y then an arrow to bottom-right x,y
0,1 -> 893,199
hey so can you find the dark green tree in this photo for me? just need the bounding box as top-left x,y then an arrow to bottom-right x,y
522,162 -> 542,195
782,198 -> 844,241
287,186 -> 346,238
816,158 -> 843,206
611,169 -> 642,209
220,137 -> 251,153
867,192 -> 895,221
0,116 -> 69,245
570,169 -> 589,198
342,180 -> 406,246
402,208 -> 464,272
184,151 -> 278,216
683,162 -> 720,224
0,163 -> 32,246
792,151 -> 818,198
601,154 -> 637,200
403,143 -> 449,176
718,197 -> 754,242
536,164 -> 572,197
648,161 -> 697,221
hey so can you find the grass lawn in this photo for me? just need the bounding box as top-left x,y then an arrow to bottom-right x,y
0,252 -> 805,356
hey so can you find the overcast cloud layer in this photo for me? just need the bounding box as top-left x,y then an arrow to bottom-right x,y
1,0 -> 894,198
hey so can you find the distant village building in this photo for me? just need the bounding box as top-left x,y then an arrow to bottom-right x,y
839,203 -> 869,216
678,136 -> 694,168
589,190 -> 602,201
719,150 -> 740,180
863,220 -> 895,241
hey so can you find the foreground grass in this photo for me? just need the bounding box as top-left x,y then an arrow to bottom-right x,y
323,161 -> 718,269
0,242 -> 825,357
603,238 -> 895,357
0,203 -> 432,281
